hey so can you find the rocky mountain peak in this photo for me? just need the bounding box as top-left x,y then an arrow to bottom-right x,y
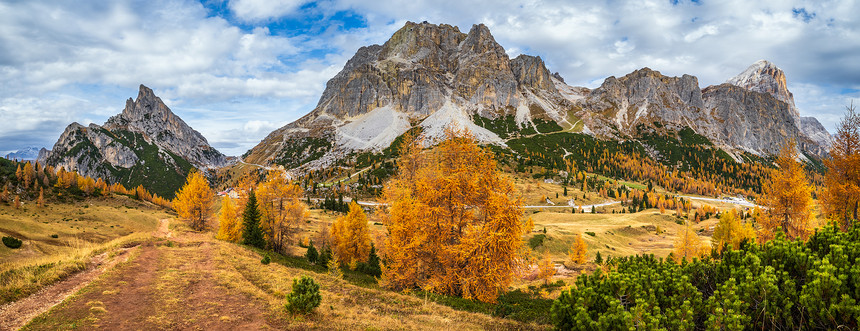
102,84 -> 227,168
511,55 -> 558,93
727,60 -> 798,117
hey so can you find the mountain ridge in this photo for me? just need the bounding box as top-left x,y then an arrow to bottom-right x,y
39,85 -> 231,197
245,21 -> 832,174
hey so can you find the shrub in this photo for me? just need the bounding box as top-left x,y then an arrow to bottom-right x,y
285,275 -> 322,314
585,232 -> 596,237
2,236 -> 22,249
306,241 -> 318,264
50,234 -> 59,238
261,254 -> 271,265
528,234 -> 547,249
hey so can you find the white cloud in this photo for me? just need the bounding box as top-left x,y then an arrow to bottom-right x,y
1,0 -> 859,154
229,0 -> 306,22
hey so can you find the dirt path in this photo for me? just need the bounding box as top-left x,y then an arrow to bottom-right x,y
21,234 -> 276,330
154,218 -> 171,239
0,247 -> 136,331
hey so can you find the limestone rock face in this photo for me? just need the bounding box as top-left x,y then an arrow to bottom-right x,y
701,84 -> 823,156
727,60 -> 798,121
246,22 -> 834,171
39,85 -> 231,197
245,21 -> 567,168
104,85 -> 228,168
799,116 -> 834,150
575,68 -> 708,138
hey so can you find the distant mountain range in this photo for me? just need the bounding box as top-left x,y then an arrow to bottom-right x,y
244,21 -> 832,173
4,147 -> 43,161
39,21 -> 835,196
39,85 -> 231,198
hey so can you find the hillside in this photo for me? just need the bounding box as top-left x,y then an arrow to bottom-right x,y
39,85 -> 231,198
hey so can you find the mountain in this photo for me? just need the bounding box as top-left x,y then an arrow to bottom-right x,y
246,21 -> 831,172
243,22 -> 573,170
39,85 -> 230,197
4,147 -> 43,161
725,60 -> 833,150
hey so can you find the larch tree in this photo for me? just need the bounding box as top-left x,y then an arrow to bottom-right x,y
568,233 -> 588,264
822,102 -> 860,231
759,140 -> 814,241
673,221 -> 706,262
538,250 -> 556,285
380,127 -> 531,303
22,162 -> 34,188
331,201 -> 371,268
216,196 -> 241,242
173,171 -> 214,231
711,209 -> 755,252
241,190 -> 266,249
256,171 -> 308,253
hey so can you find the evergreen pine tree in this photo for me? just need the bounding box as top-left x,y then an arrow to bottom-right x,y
306,240 -> 319,264
241,190 -> 266,249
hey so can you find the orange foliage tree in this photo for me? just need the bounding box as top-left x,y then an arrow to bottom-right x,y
173,171 -> 214,231
711,209 -> 755,252
568,233 -> 588,264
331,201 -> 371,268
380,127 -> 530,303
256,171 -> 308,253
216,196 -> 242,242
538,250 -> 556,285
822,102 -> 860,230
758,141 -> 814,241
673,221 -> 706,262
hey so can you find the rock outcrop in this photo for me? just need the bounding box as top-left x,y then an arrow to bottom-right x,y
40,85 -> 230,197
244,21 -> 569,168
247,22 -> 833,171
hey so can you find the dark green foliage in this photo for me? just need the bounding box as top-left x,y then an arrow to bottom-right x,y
261,254 -> 271,265
594,251 -> 602,264
305,241 -> 318,264
50,234 -> 58,239
585,232 -> 596,237
274,137 -> 332,169
528,234 -> 547,249
357,244 -> 381,277
285,275 -> 322,314
97,130 -> 194,199
552,225 -> 860,330
317,246 -> 332,268
241,191 -> 266,249
2,236 -> 22,249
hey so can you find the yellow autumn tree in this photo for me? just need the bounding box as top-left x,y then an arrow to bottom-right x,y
331,201 -> 371,267
673,221 -> 706,262
256,170 -> 308,253
216,196 -> 241,242
759,140 -> 814,241
568,233 -> 588,264
711,209 -> 756,252
537,250 -> 555,285
173,171 -> 214,231
380,126 -> 530,303
22,162 -> 34,188
822,102 -> 860,231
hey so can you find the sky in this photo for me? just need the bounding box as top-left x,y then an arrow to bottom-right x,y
1,0 -> 859,156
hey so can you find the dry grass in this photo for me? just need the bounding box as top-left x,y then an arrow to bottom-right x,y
0,232 -> 152,305
0,195 -> 169,305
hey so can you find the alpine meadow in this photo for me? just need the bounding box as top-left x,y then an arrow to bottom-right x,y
2,1 -> 860,330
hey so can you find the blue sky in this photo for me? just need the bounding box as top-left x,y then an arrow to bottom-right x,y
1,0 -> 859,156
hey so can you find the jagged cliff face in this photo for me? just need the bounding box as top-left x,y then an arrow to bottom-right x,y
39,85 -> 230,197
727,60 -> 798,120
245,21 -> 569,168
247,21 -> 833,172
